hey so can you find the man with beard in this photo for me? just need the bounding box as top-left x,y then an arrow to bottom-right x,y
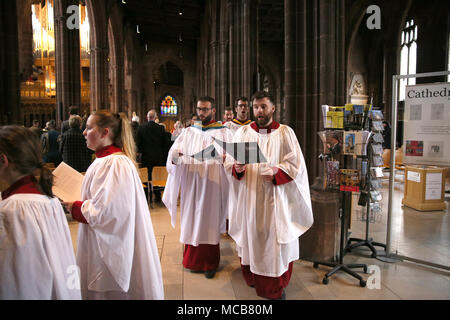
224,97 -> 252,135
222,107 -> 234,123
225,91 -> 314,299
163,96 -> 232,279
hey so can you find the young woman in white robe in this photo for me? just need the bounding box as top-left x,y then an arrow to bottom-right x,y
0,126 -> 81,299
64,110 -> 164,300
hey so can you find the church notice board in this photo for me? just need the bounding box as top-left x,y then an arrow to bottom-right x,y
403,82 -> 450,166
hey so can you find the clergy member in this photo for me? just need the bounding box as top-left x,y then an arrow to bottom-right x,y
224,97 -> 252,134
163,96 -> 233,279
0,126 -> 81,299
225,91 -> 314,300
64,110 -> 164,300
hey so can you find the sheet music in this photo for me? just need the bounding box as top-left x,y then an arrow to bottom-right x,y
52,162 -> 84,202
213,137 -> 267,164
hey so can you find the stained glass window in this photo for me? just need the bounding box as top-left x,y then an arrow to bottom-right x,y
160,95 -> 178,116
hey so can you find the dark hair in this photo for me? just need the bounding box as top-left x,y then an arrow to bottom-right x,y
0,126 -> 54,197
48,119 -> 56,129
224,106 -> 233,112
251,91 -> 275,105
92,110 -> 136,162
198,96 -> 215,109
235,96 -> 249,105
68,106 -> 79,115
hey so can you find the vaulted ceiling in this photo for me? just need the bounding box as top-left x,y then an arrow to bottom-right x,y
119,0 -> 285,48
120,0 -> 205,47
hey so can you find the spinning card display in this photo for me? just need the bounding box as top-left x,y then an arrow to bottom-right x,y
371,155 -> 384,167
371,143 -> 383,156
340,169 -> 360,192
369,110 -> 384,121
373,132 -> 384,143
371,121 -> 384,132
370,178 -> 382,189
326,161 -> 340,189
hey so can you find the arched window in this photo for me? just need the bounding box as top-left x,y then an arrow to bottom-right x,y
160,95 -> 178,116
399,19 -> 418,101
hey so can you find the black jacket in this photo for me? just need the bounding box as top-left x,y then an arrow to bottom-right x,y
60,128 -> 93,172
136,121 -> 170,167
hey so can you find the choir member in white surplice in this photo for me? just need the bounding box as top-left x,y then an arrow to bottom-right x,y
225,91 -> 314,300
163,96 -> 233,279
64,110 -> 164,300
0,126 -> 81,299
224,96 -> 252,135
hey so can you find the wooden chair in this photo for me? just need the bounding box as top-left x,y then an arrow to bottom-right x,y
150,166 -> 168,208
138,167 -> 151,207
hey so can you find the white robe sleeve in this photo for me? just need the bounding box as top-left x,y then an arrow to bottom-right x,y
274,126 -> 314,243
80,157 -> 137,292
162,128 -> 185,228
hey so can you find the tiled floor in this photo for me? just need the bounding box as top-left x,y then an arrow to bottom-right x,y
67,176 -> 450,300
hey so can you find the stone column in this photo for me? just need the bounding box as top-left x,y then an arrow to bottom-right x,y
284,0 -> 346,181
54,0 -> 81,124
0,0 -> 20,125
90,46 -> 109,111
228,0 -> 257,101
218,0 -> 229,108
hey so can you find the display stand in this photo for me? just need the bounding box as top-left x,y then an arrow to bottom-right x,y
345,112 -> 387,258
345,150 -> 386,257
314,104 -> 374,286
313,187 -> 368,287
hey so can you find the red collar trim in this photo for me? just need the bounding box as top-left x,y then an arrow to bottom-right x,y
95,145 -> 122,158
1,175 -> 42,200
250,121 -> 280,133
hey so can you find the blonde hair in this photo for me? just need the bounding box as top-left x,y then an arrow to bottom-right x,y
92,110 -> 136,164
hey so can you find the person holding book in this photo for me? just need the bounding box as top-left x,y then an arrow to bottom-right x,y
163,96 -> 233,279
0,126 -> 81,299
225,91 -> 314,300
64,110 -> 164,300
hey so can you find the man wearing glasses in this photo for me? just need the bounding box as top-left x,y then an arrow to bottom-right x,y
163,96 -> 233,279
224,97 -> 252,135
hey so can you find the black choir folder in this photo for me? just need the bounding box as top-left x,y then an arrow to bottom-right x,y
213,137 -> 267,164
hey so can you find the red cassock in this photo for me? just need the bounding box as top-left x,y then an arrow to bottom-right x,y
182,244 -> 220,271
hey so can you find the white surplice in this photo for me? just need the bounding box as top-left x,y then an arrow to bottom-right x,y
226,124 -> 314,277
224,120 -> 250,135
76,154 -> 164,300
0,194 -> 81,299
163,125 -> 233,246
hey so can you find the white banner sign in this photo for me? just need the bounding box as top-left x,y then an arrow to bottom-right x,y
403,82 -> 450,166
